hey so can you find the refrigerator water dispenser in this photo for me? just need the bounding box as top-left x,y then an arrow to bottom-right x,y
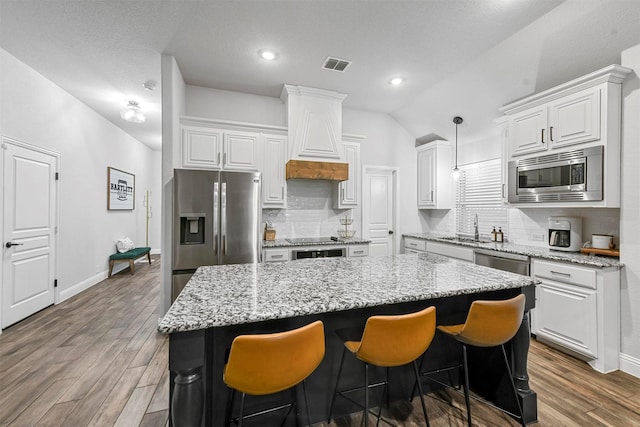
180,214 -> 205,245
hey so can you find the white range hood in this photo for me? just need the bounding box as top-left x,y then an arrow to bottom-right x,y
281,85 -> 349,181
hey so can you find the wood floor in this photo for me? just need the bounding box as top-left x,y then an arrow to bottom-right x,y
2,255 -> 640,426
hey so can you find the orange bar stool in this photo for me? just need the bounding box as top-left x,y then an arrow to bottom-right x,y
437,294 -> 526,427
223,320 -> 325,426
328,306 -> 436,427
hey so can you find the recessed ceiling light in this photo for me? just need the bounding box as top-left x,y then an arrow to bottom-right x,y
389,77 -> 405,86
258,49 -> 277,61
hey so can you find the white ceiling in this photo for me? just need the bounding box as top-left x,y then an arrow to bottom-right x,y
1,1 -> 640,151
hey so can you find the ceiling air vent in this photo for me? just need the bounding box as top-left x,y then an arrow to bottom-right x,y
322,57 -> 351,72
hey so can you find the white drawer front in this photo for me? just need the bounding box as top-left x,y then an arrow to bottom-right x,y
404,238 -> 426,252
263,248 -> 289,262
533,259 -> 596,289
348,245 -> 369,257
426,242 -> 474,262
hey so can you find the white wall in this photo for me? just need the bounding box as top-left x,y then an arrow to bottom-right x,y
1,48 -> 160,305
620,43 -> 640,375
160,55 -> 187,315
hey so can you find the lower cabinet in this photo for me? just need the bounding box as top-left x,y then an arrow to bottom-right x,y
531,258 -> 619,373
262,248 -> 289,262
426,241 -> 474,262
403,237 -> 427,253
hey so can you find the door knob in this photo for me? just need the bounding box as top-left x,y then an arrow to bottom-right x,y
388,231 -> 394,235
5,242 -> 23,248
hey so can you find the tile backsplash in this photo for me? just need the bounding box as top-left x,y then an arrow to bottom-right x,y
427,206 -> 620,248
263,180 -> 360,239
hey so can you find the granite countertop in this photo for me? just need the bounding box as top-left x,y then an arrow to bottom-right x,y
403,233 -> 623,268
158,253 -> 537,334
263,238 -> 371,248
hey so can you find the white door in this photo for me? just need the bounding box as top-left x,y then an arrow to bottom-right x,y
363,167 -> 396,257
2,138 -> 58,328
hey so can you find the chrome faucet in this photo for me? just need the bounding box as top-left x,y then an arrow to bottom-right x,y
474,214 -> 479,242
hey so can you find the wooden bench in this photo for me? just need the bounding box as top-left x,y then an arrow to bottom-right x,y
108,247 -> 151,277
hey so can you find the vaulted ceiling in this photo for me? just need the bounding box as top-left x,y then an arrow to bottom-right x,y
2,1 -> 639,151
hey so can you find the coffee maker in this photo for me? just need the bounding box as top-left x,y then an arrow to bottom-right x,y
548,217 -> 582,252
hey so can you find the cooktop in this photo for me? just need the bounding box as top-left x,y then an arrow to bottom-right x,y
285,237 -> 338,244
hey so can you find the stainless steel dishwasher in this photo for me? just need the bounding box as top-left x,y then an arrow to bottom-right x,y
474,248 -> 530,276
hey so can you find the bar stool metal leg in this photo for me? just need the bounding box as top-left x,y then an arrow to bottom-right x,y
328,347 -> 348,423
301,380 -> 312,427
461,345 -> 472,427
238,392 -> 246,427
364,363 -> 370,427
412,360 -> 431,427
224,388 -> 235,426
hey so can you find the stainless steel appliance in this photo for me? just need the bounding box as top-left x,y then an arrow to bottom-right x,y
474,248 -> 530,276
508,145 -> 603,203
548,216 -> 582,252
172,169 -> 262,301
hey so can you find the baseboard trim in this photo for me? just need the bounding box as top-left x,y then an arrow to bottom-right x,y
151,248 -> 161,255
58,269 -> 114,303
620,353 -> 640,378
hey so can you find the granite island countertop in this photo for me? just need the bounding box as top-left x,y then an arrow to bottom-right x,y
403,233 -> 623,269
262,238 -> 371,248
158,253 -> 537,334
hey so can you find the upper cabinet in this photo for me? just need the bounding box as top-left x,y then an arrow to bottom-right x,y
262,133 -> 288,208
417,141 -> 453,209
336,135 -> 364,208
181,122 -> 259,171
501,65 -> 631,160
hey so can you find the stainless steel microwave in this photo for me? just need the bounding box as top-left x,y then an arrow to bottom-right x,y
508,146 -> 603,203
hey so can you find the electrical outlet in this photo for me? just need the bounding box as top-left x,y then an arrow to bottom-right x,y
530,233 -> 545,242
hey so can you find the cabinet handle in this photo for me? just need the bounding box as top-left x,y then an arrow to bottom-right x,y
410,242 -> 418,247
549,126 -> 554,142
502,183 -> 506,199
430,190 -> 434,202
281,186 -> 285,199
550,270 -> 571,278
541,129 -> 545,143
217,152 -> 221,165
223,152 -> 227,166
271,254 -> 283,259
353,250 -> 364,254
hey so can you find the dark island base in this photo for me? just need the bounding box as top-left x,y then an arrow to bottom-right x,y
169,287 -> 536,426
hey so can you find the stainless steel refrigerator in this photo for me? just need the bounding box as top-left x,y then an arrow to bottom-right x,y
172,169 -> 262,301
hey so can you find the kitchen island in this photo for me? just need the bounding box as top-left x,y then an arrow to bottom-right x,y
159,253 -> 538,426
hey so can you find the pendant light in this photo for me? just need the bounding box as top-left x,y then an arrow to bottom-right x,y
120,100 -> 145,123
452,116 -> 463,179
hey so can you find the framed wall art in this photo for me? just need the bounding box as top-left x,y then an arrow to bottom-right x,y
107,167 -> 135,210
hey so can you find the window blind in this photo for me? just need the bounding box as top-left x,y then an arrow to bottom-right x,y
455,158 -> 508,240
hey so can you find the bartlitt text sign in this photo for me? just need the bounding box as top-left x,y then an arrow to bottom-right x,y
107,167 -> 135,210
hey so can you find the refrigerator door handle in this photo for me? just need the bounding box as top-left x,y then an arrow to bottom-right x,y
221,182 -> 227,255
213,182 -> 219,255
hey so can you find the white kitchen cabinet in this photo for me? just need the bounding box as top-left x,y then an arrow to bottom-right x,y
426,241 -> 474,262
507,106 -> 548,156
531,258 -> 620,373
347,245 -> 369,257
263,248 -> 289,262
403,237 -> 427,253
181,124 -> 259,171
502,65 -> 630,160
417,141 -> 453,209
262,133 -> 287,208
336,139 -> 362,208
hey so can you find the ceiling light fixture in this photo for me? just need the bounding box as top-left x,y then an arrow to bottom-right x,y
389,77 -> 405,86
452,116 -> 463,179
120,101 -> 145,123
143,80 -> 156,91
258,49 -> 277,61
